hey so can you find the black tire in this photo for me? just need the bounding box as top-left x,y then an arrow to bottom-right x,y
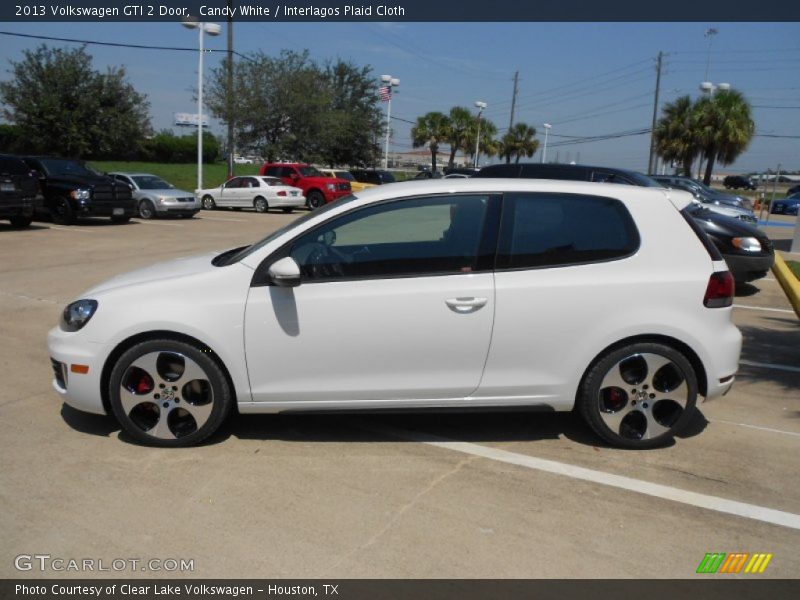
281,208 -> 294,214
108,339 -> 232,447
111,215 -> 131,224
138,199 -> 156,219
9,215 -> 33,228
202,195 -> 216,210
577,342 -> 698,449
307,190 -> 325,209
254,196 -> 269,213
50,197 -> 76,225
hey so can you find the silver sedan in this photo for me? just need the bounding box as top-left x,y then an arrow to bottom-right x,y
109,172 -> 200,219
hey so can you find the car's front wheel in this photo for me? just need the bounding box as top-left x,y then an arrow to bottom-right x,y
108,339 -> 232,447
138,199 -> 156,219
306,190 -> 325,209
577,342 -> 698,449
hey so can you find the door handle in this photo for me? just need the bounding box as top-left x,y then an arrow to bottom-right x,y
445,297 -> 488,313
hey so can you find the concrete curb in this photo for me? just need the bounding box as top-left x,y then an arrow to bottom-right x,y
772,252 -> 800,320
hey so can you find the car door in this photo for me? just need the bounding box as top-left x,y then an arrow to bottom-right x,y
244,193 -> 500,405
218,177 -> 241,207
477,191 -> 641,407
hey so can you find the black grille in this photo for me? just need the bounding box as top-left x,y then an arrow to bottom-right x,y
51,358 -> 67,390
338,182 -> 351,191
92,183 -> 133,203
177,197 -> 194,203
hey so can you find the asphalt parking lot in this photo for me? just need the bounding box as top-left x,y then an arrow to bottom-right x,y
1,209 -> 799,579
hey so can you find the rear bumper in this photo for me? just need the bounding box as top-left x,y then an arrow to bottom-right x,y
702,320 -> 743,402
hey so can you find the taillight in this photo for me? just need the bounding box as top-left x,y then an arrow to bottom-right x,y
277,191 -> 287,197
704,271 -> 734,308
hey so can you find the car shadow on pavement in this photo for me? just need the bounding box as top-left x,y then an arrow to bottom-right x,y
737,319 -> 800,393
734,282 -> 761,298
0,223 -> 50,232
60,402 -> 710,450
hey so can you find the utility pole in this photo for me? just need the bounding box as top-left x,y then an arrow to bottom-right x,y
647,51 -> 663,175
226,0 -> 234,179
508,70 -> 519,130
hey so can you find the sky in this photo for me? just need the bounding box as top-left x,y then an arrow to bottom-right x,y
0,21 -> 798,174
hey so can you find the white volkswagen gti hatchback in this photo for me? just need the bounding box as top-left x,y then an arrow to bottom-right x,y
49,179 -> 742,448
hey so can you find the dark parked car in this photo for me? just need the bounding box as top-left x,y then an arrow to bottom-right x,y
770,194 -> 800,216
444,167 -> 480,177
649,175 -> 753,211
476,163 -> 773,283
0,154 -> 37,228
22,157 -> 136,224
723,175 -> 756,190
651,175 -> 757,224
786,185 -> 800,196
350,169 -> 397,186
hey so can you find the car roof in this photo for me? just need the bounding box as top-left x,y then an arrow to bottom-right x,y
108,172 -> 159,177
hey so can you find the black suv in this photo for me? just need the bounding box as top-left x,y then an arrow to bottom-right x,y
22,157 -> 136,224
0,154 -> 37,228
476,162 -> 773,283
723,175 -> 756,190
349,169 -> 396,186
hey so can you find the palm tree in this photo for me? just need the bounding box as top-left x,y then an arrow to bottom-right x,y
654,95 -> 701,177
499,122 -> 539,164
444,106 -> 473,169
411,111 -> 450,172
463,117 -> 498,166
694,89 -> 755,185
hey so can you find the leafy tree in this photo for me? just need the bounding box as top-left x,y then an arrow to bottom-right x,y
498,122 -> 539,164
694,89 -> 755,185
654,95 -> 701,177
444,106 -> 473,169
318,60 -> 383,167
411,111 -> 450,172
0,45 -> 151,159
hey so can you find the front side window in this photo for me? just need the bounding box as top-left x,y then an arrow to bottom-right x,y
285,195 -> 492,282
298,165 -> 323,177
497,193 -> 639,270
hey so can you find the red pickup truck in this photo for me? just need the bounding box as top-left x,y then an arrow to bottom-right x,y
259,163 -> 352,209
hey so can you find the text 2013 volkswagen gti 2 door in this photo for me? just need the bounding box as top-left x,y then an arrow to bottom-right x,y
48,179 -> 742,448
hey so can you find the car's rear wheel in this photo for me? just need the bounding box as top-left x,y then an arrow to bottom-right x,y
108,339 -> 232,447
202,195 -> 216,210
138,199 -> 156,219
254,196 -> 269,213
578,342 -> 698,449
307,190 -> 325,209
9,215 -> 32,227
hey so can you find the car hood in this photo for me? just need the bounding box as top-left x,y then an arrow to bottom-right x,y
689,206 -> 764,237
303,176 -> 348,186
47,173 -> 123,188
139,188 -> 194,197
84,251 -> 227,296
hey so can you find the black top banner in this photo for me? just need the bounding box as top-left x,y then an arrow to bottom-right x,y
3,0 -> 800,22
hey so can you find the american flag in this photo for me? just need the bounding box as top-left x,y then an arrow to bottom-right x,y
379,85 -> 391,102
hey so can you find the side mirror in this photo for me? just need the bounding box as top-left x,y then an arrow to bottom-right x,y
268,257 -> 301,288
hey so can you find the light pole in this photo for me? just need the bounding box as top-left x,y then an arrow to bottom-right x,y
474,101 -> 486,168
703,27 -> 718,83
541,123 -> 552,163
380,75 -> 399,170
182,18 -> 221,191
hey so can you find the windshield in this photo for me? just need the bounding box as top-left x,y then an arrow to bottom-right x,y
218,194 -> 360,265
298,166 -> 324,177
132,175 -> 173,190
335,171 -> 355,181
40,159 -> 99,178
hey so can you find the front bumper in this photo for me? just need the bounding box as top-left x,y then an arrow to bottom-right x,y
724,252 -> 775,283
48,326 -> 108,415
0,200 -> 34,218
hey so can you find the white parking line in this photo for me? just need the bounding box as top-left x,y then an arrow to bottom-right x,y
132,220 -> 185,227
733,304 -> 795,315
362,423 -> 800,531
739,359 -> 800,374
48,226 -> 95,233
712,419 -> 800,438
197,216 -> 247,223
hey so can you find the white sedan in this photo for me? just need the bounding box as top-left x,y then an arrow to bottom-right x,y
197,176 -> 304,213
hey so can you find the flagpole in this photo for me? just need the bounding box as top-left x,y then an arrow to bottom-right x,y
380,75 -> 399,170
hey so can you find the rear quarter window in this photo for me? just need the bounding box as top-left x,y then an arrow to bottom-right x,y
497,192 -> 640,269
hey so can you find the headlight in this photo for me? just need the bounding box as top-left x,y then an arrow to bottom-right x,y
60,299 -> 98,332
731,237 -> 761,253
326,183 -> 335,192
69,189 -> 91,201
157,196 -> 168,204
